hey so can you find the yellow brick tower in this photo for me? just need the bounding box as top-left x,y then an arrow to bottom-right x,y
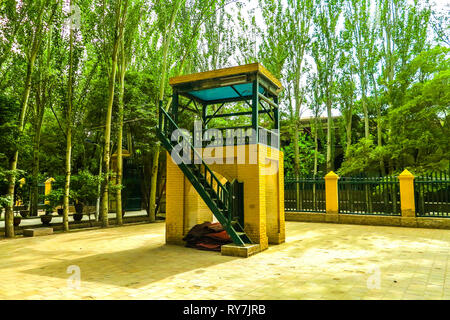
158,63 -> 285,256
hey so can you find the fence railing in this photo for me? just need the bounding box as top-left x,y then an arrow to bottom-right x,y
415,172 -> 450,218
338,176 -> 401,216
284,170 -> 450,218
284,175 -> 325,213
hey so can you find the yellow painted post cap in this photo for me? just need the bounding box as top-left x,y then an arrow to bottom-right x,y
398,169 -> 414,179
325,171 -> 339,179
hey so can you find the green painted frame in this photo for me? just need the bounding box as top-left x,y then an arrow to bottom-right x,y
169,69 -> 281,149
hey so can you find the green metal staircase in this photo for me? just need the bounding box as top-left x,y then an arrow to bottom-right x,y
157,106 -> 252,246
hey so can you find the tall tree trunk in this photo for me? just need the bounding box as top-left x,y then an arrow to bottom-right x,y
326,95 -> 334,172
63,8 -> 75,232
383,1 -> 394,169
313,119 -> 319,210
30,23 -> 52,217
4,8 -> 43,236
115,36 -> 126,226
63,119 -> 72,231
361,79 -> 369,139
101,0 -> 125,228
372,74 -> 386,175
292,49 -> 305,178
148,0 -> 182,222
346,116 -> 352,154
30,110 -> 44,216
313,118 -> 319,175
345,99 -> 353,154
293,125 -> 300,176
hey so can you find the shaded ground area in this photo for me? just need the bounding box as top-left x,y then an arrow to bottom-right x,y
0,210 -> 149,228
0,221 -> 449,300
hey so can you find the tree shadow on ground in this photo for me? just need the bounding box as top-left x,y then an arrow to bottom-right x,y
23,244 -> 237,289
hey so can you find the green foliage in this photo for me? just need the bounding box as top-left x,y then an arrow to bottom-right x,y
282,132 -> 325,176
69,170 -> 101,205
385,67 -> 450,173
338,138 -> 378,175
45,188 -> 64,210
0,0 -> 447,214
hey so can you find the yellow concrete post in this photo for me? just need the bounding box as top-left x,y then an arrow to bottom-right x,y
165,144 -> 285,251
398,169 -> 417,226
16,178 -> 26,206
165,151 -> 187,245
44,178 -> 55,205
325,171 -> 339,222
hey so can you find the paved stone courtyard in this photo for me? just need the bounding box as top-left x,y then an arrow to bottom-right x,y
1,221 -> 450,300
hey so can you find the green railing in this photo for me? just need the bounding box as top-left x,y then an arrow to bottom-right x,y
338,176 -> 400,216
158,106 -> 251,245
415,172 -> 450,217
191,126 -> 279,149
159,107 -> 230,208
200,126 -> 254,147
285,175 -> 325,213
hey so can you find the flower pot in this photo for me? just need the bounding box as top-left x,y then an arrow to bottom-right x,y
73,213 -> 83,222
13,216 -> 21,226
20,210 -> 29,218
74,203 -> 83,214
40,214 -> 52,225
57,208 -> 64,216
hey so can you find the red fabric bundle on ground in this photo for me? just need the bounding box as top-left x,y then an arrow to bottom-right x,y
204,230 -> 231,242
195,243 -> 222,251
183,222 -> 232,251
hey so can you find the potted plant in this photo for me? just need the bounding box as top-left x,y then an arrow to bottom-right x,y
73,201 -> 83,222
40,204 -> 53,225
45,189 -> 64,216
20,209 -> 29,218
70,170 -> 100,223
13,213 -> 21,226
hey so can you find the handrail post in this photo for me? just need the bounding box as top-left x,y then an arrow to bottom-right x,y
252,79 -> 259,144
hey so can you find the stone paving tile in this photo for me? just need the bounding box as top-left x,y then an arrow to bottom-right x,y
1,221 -> 450,300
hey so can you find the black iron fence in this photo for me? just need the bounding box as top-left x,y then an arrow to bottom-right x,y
338,176 -> 401,216
285,175 -> 326,213
284,172 -> 450,217
415,172 -> 450,217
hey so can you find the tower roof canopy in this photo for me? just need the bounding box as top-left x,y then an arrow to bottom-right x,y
169,63 -> 282,104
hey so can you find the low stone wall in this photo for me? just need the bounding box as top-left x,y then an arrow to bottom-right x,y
0,215 -> 156,237
285,211 -> 450,230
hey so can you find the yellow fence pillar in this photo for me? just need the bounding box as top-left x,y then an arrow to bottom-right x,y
44,178 -> 55,205
398,169 -> 417,227
15,178 -> 26,206
325,171 -> 339,222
